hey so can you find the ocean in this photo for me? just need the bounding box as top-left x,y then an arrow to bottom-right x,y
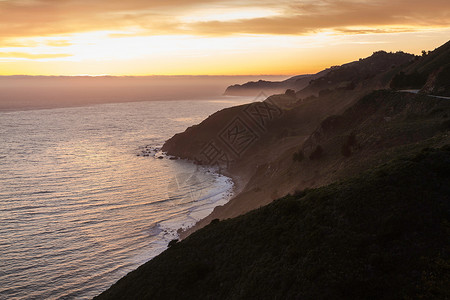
0,97 -> 249,299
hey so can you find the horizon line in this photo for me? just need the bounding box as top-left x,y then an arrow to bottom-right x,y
0,74 -> 298,78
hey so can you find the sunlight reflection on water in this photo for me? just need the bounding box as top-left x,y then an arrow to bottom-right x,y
0,97 -> 246,299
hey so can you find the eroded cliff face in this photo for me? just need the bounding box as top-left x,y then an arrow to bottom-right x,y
161,84 -> 366,192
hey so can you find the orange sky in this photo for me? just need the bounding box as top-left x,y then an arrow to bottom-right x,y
1,0 -> 449,76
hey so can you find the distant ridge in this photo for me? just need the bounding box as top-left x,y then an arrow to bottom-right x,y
224,71 -> 329,96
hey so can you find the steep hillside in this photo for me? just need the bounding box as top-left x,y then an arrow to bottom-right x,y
178,90 -> 450,236
96,145 -> 450,300
296,50 -> 414,99
162,51 -> 417,182
407,40 -> 450,76
390,40 -> 450,95
162,82 -> 368,192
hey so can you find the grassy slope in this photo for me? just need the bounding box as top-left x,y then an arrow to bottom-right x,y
96,146 -> 450,300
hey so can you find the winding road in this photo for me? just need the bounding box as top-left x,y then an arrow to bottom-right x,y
399,89 -> 450,100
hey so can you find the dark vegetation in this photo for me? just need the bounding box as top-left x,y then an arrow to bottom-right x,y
292,149 -> 304,162
285,89 -> 296,97
390,71 -> 427,89
341,132 -> 358,157
309,145 -> 324,160
96,146 -> 450,300
433,64 -> 450,96
167,239 -> 178,248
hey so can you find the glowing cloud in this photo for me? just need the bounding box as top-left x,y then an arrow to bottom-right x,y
0,0 -> 449,75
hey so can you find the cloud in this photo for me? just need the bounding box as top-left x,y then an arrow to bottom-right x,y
0,0 -> 190,38
0,40 -> 40,47
0,0 -> 449,40
46,40 -> 73,47
0,52 -> 72,59
185,0 -> 450,35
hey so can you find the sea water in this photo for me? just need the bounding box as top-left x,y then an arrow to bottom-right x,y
0,98 -> 249,299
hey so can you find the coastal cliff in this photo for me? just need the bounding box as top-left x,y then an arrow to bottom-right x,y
97,40 -> 450,299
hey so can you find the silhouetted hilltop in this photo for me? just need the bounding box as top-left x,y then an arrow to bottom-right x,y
96,145 -> 450,300
297,50 -> 414,99
224,50 -> 414,98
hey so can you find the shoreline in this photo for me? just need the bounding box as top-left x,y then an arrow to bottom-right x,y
177,162 -> 249,240
172,161 -> 243,240
143,149 -> 241,242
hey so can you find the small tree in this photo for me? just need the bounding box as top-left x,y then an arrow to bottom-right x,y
293,150 -> 304,162
341,144 -> 352,157
285,89 -> 296,98
341,133 -> 357,157
309,145 -> 323,160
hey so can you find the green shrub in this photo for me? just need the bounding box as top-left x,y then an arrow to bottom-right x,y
390,71 -> 427,89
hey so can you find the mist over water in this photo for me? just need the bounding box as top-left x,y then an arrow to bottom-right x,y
0,97 -> 250,299
0,75 -> 288,111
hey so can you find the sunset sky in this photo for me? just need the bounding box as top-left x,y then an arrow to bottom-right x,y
1,0 -> 449,76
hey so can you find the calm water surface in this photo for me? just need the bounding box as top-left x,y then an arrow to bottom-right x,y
0,98 -> 249,299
